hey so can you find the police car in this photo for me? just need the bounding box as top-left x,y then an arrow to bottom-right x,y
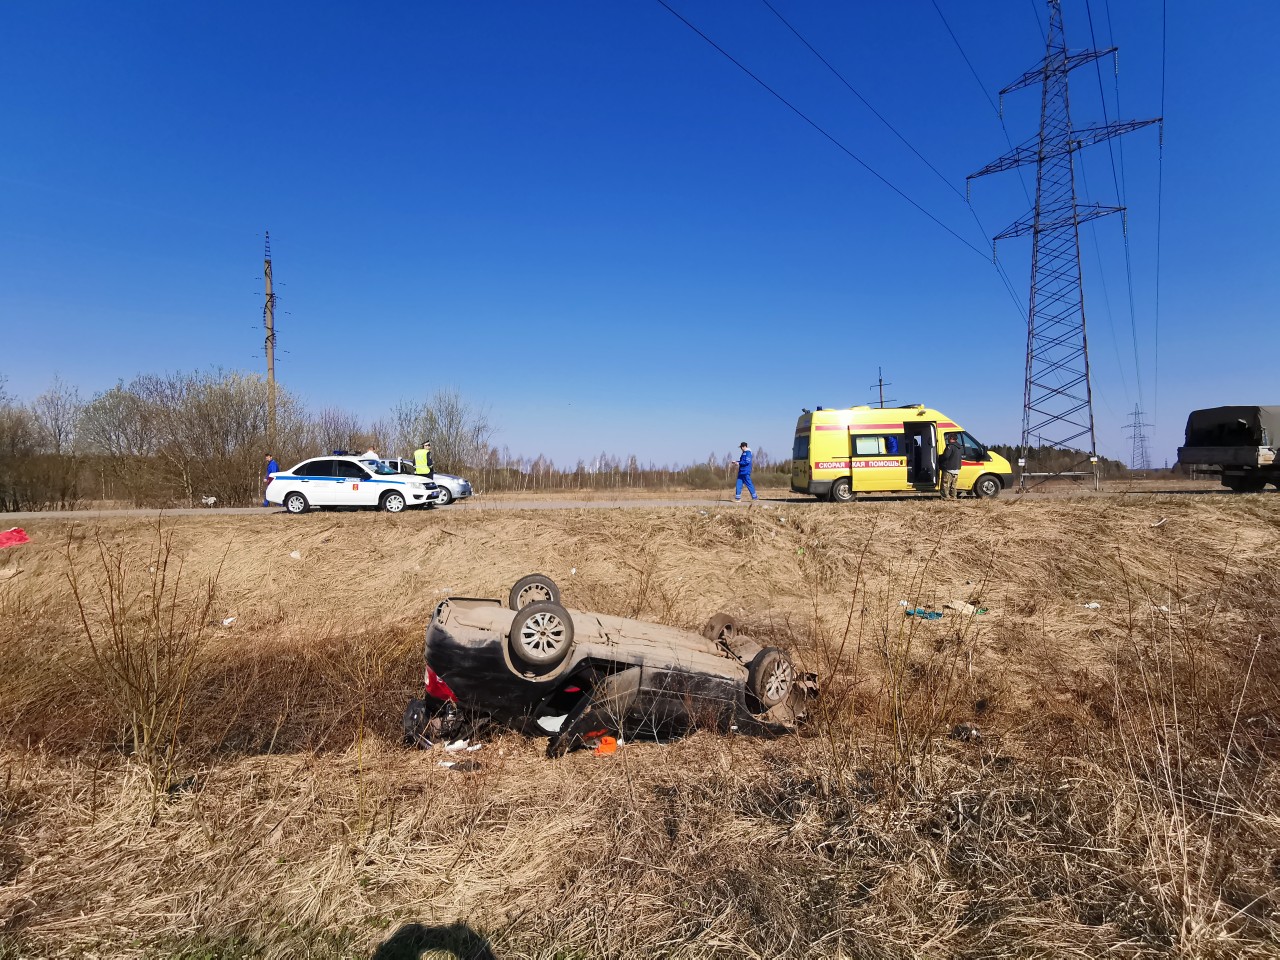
368,457 -> 473,506
265,456 -> 438,514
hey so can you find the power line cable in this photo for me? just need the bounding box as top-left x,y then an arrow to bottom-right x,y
1153,0 -> 1167,432
757,0 -> 1027,315
1083,0 -> 1145,413
653,0 -> 991,260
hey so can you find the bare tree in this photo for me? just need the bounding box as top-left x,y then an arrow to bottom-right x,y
32,376 -> 84,455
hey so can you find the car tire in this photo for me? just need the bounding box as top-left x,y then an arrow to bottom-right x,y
435,487 -> 454,506
508,574 -> 561,611
403,698 -> 431,748
508,601 -> 574,671
283,492 -> 309,514
830,478 -> 854,503
746,647 -> 794,712
381,491 -> 407,513
972,474 -> 1002,499
702,613 -> 737,642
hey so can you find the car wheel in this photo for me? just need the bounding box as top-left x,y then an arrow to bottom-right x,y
283,492 -> 309,514
403,698 -> 431,748
702,613 -> 737,642
436,487 -> 454,506
508,574 -> 561,611
508,601 -> 575,670
746,647 -> 794,711
972,474 -> 1002,499
830,478 -> 854,503
381,491 -> 407,513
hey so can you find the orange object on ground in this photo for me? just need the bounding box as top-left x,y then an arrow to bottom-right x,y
0,528 -> 29,549
593,736 -> 618,756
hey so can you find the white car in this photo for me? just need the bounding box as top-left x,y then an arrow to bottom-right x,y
266,456 -> 438,514
372,458 -> 474,506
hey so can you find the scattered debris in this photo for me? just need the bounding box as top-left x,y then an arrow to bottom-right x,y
200,495 -> 217,507
0,528 -> 30,550
905,608 -> 943,620
570,567 -> 577,575
221,616 -> 237,627
438,758 -> 481,772
945,600 -> 989,616
950,723 -> 982,743
1152,604 -> 1171,613
444,739 -> 470,752
1151,517 -> 1168,528
1081,602 -> 1101,610
593,736 -> 619,756
536,714 -> 568,733
289,550 -> 301,560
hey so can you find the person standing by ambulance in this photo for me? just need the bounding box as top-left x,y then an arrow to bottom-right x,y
939,434 -> 962,499
733,442 -> 758,502
414,440 -> 435,481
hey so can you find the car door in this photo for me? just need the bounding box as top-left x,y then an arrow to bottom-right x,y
331,460 -> 375,506
291,458 -> 339,505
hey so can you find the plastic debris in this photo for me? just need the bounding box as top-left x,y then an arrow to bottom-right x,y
221,616 -> 237,627
1153,604 -> 1171,613
1081,602 -> 1101,610
570,567 -> 577,575
0,529 -> 30,550
1151,517 -> 1168,528
289,550 -> 301,560
898,600 -> 910,607
945,601 -> 989,616
593,736 -> 618,756
536,714 -> 567,733
905,608 -> 943,620
950,723 -> 982,743
444,739 -> 470,752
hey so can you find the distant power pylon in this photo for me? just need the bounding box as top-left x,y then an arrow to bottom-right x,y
1125,404 -> 1152,471
263,232 -> 277,448
967,0 -> 1160,485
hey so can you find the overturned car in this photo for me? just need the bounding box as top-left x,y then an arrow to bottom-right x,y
404,574 -> 808,757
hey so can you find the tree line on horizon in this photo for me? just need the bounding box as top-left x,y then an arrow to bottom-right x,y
0,370 -> 790,510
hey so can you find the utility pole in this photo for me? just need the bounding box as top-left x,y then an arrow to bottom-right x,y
869,367 -> 894,408
263,232 -> 277,449
967,0 -> 1160,488
1125,404 -> 1152,471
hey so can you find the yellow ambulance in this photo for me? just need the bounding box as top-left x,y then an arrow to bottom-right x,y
791,405 -> 1014,501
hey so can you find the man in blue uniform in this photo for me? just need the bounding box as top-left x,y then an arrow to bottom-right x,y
263,453 -> 279,507
733,442 -> 758,502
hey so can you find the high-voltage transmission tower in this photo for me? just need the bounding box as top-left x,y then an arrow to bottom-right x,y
967,0 -> 1160,486
1125,404 -> 1152,471
263,232 -> 278,448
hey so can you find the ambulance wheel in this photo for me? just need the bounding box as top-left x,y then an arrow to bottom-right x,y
973,474 -> 1002,499
830,478 -> 854,503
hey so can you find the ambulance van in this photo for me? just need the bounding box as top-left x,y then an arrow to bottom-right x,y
791,405 -> 1014,501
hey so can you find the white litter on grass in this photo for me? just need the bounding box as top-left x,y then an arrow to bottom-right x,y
1153,604 -> 1171,613
570,567 -> 577,575
221,616 -> 237,627
1151,517 -> 1168,528
444,739 -> 469,752
289,550 -> 301,560
536,714 -> 567,733
466,743 -> 482,752
897,600 -> 909,607
1081,602 -> 1101,610
437,761 -> 455,768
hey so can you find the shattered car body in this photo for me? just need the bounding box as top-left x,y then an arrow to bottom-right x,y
404,575 -> 809,757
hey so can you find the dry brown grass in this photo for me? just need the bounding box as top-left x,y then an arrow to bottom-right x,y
0,493 -> 1278,958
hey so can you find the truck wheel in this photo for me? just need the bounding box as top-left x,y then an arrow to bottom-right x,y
508,601 -> 574,670
509,574 -> 561,611
830,478 -> 854,503
972,474 -> 1002,499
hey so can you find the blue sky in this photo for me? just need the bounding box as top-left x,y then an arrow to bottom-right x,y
1,1 -> 1276,468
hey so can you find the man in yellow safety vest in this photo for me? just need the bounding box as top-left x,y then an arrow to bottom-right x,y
414,440 -> 434,480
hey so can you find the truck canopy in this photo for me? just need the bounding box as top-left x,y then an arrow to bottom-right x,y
1184,406 -> 1280,448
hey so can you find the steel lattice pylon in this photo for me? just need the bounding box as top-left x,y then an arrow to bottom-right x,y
968,0 -> 1159,483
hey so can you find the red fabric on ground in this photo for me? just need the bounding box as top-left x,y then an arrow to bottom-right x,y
0,528 -> 29,549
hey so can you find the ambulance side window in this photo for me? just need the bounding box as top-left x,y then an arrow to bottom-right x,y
951,432 -> 986,460
853,436 -> 886,456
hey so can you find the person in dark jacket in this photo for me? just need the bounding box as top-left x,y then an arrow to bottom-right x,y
938,434 -> 962,499
733,442 -> 758,502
